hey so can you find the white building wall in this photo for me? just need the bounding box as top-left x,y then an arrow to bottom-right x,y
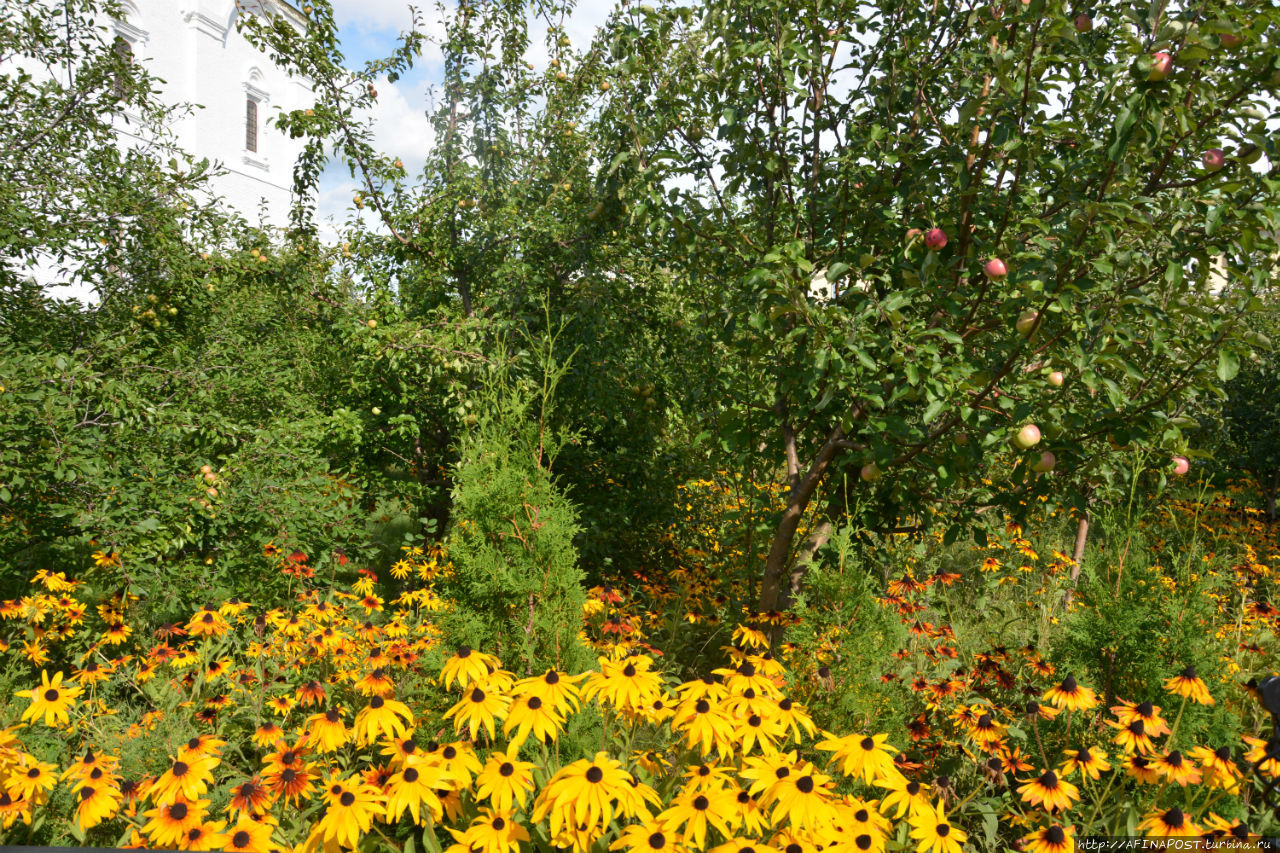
111,0 -> 311,230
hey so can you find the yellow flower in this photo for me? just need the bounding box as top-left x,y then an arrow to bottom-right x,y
15,670 -> 81,728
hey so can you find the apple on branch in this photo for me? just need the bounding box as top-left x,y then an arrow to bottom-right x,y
1012,424 -> 1041,450
924,228 -> 948,251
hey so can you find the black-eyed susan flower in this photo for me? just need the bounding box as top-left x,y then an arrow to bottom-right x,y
817,732 -> 898,784
142,797 -> 209,847
440,646 -> 501,690
384,759 -> 451,825
1017,770 -> 1079,813
229,777 -> 273,817
658,784 -> 737,851
512,668 -> 585,716
15,670 -> 82,727
671,696 -> 735,759
224,816 -> 277,853
908,799 -> 967,853
712,838 -> 780,853
1109,700 -> 1171,736
252,723 -> 284,749
354,667 -> 396,697
69,776 -> 121,830
1189,746 -> 1240,791
1022,823 -> 1074,853
737,709 -> 787,755
186,609 -> 231,638
475,749 -> 536,812
6,759 -> 58,802
446,808 -> 530,853
1042,676 -> 1097,712
314,776 -> 384,848
262,763 -> 315,805
583,655 -> 665,713
1164,667 -> 1214,706
296,680 -> 327,707
532,752 -> 636,837
610,821 -> 684,853
764,767 -> 837,830
968,713 -> 1005,747
1240,735 -> 1280,777
1154,750 -> 1202,786
444,683 -> 511,742
306,707 -> 350,753
180,819 -> 229,851
683,761 -> 736,792
1137,806 -> 1201,837
1109,718 -> 1157,755
1124,755 -> 1161,785
773,697 -> 817,743
1059,746 -> 1109,780
875,774 -> 930,820
434,741 -> 484,789
352,694 -> 412,746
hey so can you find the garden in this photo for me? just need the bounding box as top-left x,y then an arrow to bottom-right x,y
0,0 -> 1279,850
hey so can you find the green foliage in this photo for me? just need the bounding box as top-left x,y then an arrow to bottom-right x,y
1220,284 -> 1280,518
442,328 -> 588,675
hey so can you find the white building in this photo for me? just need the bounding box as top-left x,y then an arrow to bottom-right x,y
112,0 -> 312,229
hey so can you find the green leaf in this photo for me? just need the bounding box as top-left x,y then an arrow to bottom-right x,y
1217,349 -> 1239,382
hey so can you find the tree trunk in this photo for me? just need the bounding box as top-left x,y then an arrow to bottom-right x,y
757,427 -> 845,627
1063,510 -> 1089,607
780,517 -> 834,612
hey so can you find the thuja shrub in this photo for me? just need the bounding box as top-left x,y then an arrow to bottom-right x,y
441,345 -> 588,676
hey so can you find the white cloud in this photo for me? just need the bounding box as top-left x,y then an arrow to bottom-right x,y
328,0 -> 433,34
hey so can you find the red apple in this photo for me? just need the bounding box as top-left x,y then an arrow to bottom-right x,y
905,227 -> 923,242
924,228 -> 948,251
860,463 -> 881,482
1172,455 -> 1190,476
984,258 -> 1008,280
1219,33 -> 1242,50
1031,451 -> 1056,473
1012,424 -> 1041,450
1202,148 -> 1226,172
1016,309 -> 1042,338
1148,51 -> 1173,81
1074,14 -> 1093,33
1048,370 -> 1065,387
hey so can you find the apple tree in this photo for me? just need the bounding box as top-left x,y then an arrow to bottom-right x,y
594,0 -> 1280,618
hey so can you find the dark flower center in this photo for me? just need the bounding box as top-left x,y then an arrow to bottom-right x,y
737,791 -> 750,804
695,699 -> 710,713
492,817 -> 505,830
977,714 -> 993,728
79,786 -> 95,801
796,775 -> 815,793
748,714 -> 761,727
189,828 -> 204,841
443,746 -> 457,759
937,823 -> 951,837
26,768 -> 40,778
775,767 -> 790,779
861,737 -> 876,750
693,795 -> 709,810
172,760 -> 190,776
545,670 -> 560,684
697,765 -> 710,776
1164,808 -> 1185,828
282,751 -> 296,764
170,802 -> 189,820
786,845 -> 802,853
470,688 -> 486,703
500,762 -> 514,777
404,767 -> 420,783
325,709 -> 340,723
648,833 -> 666,849
622,664 -> 637,677
1061,675 -> 1078,691
43,689 -> 59,701
779,698 -> 793,710
340,792 -> 355,806
1166,751 -> 1184,767
1136,701 -> 1154,717
906,781 -> 921,795
457,646 -> 472,658
233,831 -> 252,848
1180,666 -> 1197,679
1128,720 -> 1145,735
1047,826 -> 1066,844
1025,701 -> 1041,715
281,769 -> 298,783
331,784 -> 343,795
1039,771 -> 1059,789
528,696 -> 543,710
855,808 -> 869,822
739,662 -> 756,678
856,835 -> 872,850
586,766 -> 604,783
1215,746 -> 1231,761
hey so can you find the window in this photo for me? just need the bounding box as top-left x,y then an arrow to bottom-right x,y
112,37 -> 133,101
246,97 -> 259,152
